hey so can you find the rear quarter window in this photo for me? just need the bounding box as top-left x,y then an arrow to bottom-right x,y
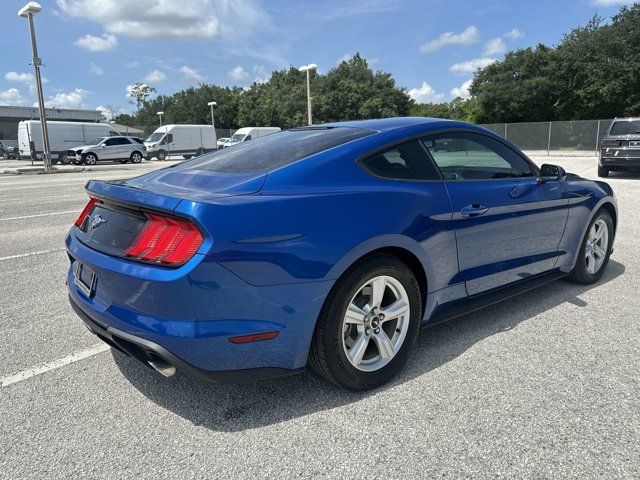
180,127 -> 373,173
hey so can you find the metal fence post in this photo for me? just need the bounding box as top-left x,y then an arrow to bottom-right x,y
504,123 -> 508,140
547,121 -> 552,156
595,120 -> 601,156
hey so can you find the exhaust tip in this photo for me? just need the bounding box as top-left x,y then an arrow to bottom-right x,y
147,356 -> 177,377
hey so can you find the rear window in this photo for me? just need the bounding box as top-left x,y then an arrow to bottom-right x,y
609,120 -> 640,135
179,127 -> 373,173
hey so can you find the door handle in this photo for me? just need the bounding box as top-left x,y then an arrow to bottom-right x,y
460,204 -> 489,217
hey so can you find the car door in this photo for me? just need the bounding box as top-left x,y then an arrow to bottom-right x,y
113,137 -> 133,160
100,137 -> 119,160
422,131 -> 570,296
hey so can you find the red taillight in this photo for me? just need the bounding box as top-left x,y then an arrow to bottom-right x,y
228,331 -> 279,344
602,139 -> 620,147
124,213 -> 203,267
74,198 -> 99,228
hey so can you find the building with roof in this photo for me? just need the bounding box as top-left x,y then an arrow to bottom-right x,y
0,105 -> 103,141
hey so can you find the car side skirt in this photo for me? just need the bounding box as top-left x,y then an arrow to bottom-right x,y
425,269 -> 569,327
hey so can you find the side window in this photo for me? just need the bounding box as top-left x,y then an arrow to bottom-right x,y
115,137 -> 131,145
166,134 -> 173,144
361,139 -> 441,181
104,138 -> 118,146
132,138 -> 144,144
244,135 -> 252,141
421,132 -> 534,180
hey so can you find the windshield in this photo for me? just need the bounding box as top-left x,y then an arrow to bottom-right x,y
609,120 -> 640,135
89,137 -> 107,145
230,133 -> 246,143
146,132 -> 165,143
179,127 -> 373,174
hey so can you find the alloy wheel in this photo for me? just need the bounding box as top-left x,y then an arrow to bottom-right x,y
341,275 -> 411,372
585,219 -> 608,274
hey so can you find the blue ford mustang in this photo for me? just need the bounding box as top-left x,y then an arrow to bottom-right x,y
66,117 -> 617,390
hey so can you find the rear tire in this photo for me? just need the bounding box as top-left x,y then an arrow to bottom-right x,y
597,164 -> 609,177
130,151 -> 143,164
58,153 -> 70,165
308,254 -> 422,390
568,209 -> 613,285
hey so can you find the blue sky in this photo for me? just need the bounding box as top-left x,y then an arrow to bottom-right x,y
1,0 -> 635,117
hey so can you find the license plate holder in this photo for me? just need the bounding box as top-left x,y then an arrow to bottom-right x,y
73,261 -> 96,298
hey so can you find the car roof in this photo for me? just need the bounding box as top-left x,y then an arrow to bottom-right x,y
322,117 -> 459,133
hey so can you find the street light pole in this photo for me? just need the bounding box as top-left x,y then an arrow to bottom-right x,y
298,64 -> 317,126
207,101 -> 217,131
157,111 -> 164,127
19,2 -> 51,172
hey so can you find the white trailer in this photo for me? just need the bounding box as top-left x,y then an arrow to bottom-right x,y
18,120 -> 119,163
144,125 -> 217,161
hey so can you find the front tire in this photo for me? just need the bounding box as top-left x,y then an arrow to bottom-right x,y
568,209 -> 613,284
598,164 -> 609,177
308,254 -> 422,390
156,150 -> 167,161
84,153 -> 98,166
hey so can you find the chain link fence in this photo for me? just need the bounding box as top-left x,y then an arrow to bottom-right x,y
481,119 -> 612,156
115,121 -> 614,158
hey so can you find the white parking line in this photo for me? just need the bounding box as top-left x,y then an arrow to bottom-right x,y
0,210 -> 80,221
0,249 -> 66,262
1,343 -> 110,387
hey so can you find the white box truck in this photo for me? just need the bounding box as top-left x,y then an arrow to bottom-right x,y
18,120 -> 120,164
225,127 -> 281,147
144,125 -> 217,161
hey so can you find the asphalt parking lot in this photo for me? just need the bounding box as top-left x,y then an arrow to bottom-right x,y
0,156 -> 638,479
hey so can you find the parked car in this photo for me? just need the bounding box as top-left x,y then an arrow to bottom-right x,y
599,117 -> 640,177
144,125 -> 216,160
66,118 -> 617,390
18,121 -> 120,164
68,136 -> 146,165
216,137 -> 231,149
0,140 -> 19,159
224,127 -> 281,147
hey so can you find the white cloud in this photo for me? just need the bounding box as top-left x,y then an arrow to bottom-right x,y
144,70 -> 166,83
74,33 -> 118,51
483,38 -> 506,56
44,88 -> 89,109
449,57 -> 497,74
408,82 -> 445,104
228,66 -> 250,83
57,0 -> 269,40
90,62 -> 103,75
179,65 -> 205,83
504,28 -> 524,40
591,0 -> 634,5
420,26 -> 481,54
252,65 -> 271,84
0,88 -> 25,105
450,79 -> 473,99
4,71 -> 48,94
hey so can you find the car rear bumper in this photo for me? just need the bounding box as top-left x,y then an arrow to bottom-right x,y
69,294 -> 303,383
600,149 -> 640,168
66,228 -> 333,379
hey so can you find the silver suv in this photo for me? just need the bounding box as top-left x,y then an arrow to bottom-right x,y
68,136 -> 146,165
599,117 -> 640,177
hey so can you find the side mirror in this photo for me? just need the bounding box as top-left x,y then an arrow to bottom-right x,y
540,164 -> 566,182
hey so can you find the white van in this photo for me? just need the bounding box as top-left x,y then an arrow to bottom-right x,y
226,127 -> 281,147
18,121 -> 119,163
144,125 -> 217,161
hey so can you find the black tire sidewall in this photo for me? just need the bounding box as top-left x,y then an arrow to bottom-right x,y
572,210 -> 613,284
315,255 -> 422,390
